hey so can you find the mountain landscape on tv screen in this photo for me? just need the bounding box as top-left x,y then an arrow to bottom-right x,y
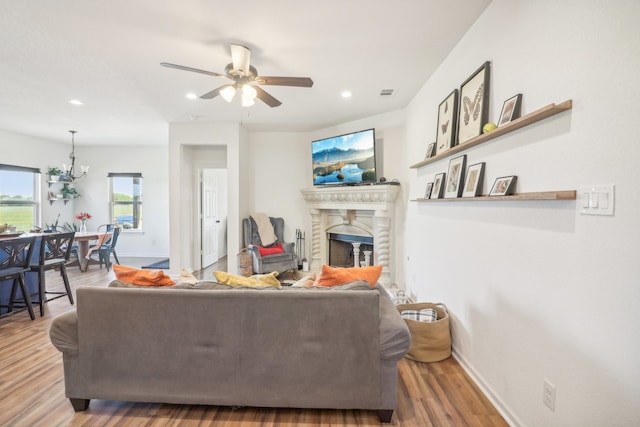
313,146 -> 375,184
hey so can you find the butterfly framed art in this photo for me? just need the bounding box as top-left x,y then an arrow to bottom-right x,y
435,89 -> 458,156
456,61 -> 491,145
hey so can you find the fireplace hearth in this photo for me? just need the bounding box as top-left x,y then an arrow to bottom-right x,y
301,184 -> 400,286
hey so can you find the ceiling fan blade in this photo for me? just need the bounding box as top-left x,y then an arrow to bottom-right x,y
257,76 -> 314,87
230,44 -> 251,76
200,84 -> 233,99
255,86 -> 282,107
160,62 -> 226,78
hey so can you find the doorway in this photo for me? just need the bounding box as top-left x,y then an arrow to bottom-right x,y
199,168 -> 228,269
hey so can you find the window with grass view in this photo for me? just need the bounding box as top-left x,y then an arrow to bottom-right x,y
109,173 -> 142,231
0,164 -> 40,233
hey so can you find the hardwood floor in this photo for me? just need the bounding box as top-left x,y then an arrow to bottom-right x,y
0,257 -> 508,426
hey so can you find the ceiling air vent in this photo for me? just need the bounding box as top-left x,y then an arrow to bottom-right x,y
379,89 -> 395,97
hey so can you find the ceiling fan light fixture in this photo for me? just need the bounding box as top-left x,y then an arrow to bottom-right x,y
242,84 -> 257,101
220,85 -> 236,102
242,97 -> 255,107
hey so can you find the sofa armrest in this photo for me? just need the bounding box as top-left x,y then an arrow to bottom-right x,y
50,310 -> 79,355
282,242 -> 295,254
377,287 -> 411,361
247,244 -> 263,261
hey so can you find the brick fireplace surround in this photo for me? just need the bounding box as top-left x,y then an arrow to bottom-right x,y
300,184 -> 400,287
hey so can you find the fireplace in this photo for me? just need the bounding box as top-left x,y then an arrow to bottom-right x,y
300,184 -> 400,286
328,233 -> 374,267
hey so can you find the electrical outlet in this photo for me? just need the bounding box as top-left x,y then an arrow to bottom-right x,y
543,379 -> 556,411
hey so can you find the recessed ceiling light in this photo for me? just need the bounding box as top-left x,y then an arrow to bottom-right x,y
186,93 -> 198,100
341,91 -> 352,99
69,99 -> 83,105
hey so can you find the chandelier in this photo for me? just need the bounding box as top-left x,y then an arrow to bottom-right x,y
62,130 -> 89,181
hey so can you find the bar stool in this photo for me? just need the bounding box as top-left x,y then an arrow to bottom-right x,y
30,232 -> 75,316
0,236 -> 37,320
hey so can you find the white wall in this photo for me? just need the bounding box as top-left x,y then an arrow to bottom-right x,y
77,145 -> 170,257
248,131 -> 310,248
403,1 -> 640,426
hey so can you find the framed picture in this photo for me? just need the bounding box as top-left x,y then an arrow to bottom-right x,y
444,155 -> 466,198
424,182 -> 434,199
457,61 -> 491,145
435,89 -> 458,155
425,142 -> 436,159
462,162 -> 485,197
489,175 -> 518,196
498,94 -> 522,126
430,173 -> 446,199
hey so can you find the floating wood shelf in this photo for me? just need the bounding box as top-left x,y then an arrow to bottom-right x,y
410,100 -> 573,169
48,198 -> 71,205
412,190 -> 576,203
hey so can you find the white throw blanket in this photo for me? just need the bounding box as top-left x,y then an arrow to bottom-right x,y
251,213 -> 277,246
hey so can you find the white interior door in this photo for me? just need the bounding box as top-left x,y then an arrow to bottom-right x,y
201,169 -> 219,268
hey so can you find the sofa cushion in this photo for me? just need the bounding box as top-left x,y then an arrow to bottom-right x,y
291,273 -> 317,287
258,251 -> 293,262
313,264 -> 382,288
214,271 -> 282,288
108,279 -> 232,290
113,264 -> 175,286
256,243 -> 284,256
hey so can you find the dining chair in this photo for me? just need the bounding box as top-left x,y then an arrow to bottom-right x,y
0,236 -> 37,320
70,224 -> 114,269
97,223 -> 115,234
98,227 -> 121,271
82,232 -> 113,271
29,231 -> 75,316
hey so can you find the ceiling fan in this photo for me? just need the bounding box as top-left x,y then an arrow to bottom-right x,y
161,44 -> 313,107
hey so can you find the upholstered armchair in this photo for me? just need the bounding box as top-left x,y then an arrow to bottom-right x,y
243,217 -> 298,274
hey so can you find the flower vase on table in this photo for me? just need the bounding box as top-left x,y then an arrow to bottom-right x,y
75,212 -> 92,233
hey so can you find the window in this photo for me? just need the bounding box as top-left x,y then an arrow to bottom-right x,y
0,164 -> 41,233
109,173 -> 142,231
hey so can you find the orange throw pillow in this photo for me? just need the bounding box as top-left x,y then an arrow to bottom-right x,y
113,264 -> 175,286
313,264 -> 382,288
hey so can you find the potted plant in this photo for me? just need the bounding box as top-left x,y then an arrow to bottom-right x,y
61,184 -> 80,199
47,166 -> 64,182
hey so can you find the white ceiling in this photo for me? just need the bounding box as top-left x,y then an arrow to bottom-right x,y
0,1 -> 491,146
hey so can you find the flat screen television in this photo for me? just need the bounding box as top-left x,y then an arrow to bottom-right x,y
312,128 -> 376,186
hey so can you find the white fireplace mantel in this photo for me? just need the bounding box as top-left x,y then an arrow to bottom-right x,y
300,184 -> 400,286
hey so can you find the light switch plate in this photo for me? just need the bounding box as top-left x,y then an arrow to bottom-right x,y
578,184 -> 614,216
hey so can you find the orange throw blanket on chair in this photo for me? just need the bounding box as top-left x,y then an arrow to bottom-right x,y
113,264 -> 175,286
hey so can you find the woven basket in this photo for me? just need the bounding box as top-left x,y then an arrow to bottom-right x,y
237,248 -> 253,277
396,302 -> 451,362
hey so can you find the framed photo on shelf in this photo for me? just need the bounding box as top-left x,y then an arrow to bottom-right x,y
456,61 -> 491,145
498,94 -> 522,126
435,89 -> 458,155
425,142 -> 436,159
444,155 -> 466,198
489,175 -> 518,196
424,182 -> 434,199
430,173 -> 446,199
462,162 -> 485,197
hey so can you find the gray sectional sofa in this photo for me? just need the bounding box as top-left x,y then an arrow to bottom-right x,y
49,281 -> 411,422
